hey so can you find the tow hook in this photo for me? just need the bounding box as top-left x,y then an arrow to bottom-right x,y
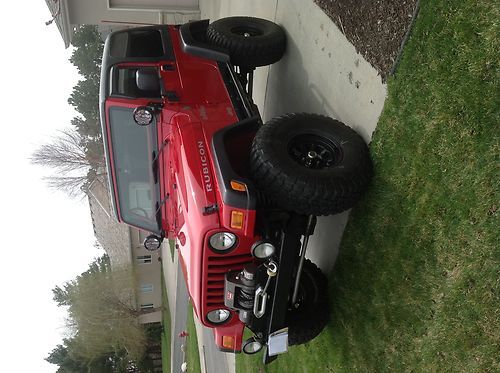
253,261 -> 278,318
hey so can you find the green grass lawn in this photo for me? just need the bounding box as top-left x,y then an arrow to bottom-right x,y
169,239 -> 175,261
161,273 -> 172,373
186,304 -> 202,373
237,0 -> 499,372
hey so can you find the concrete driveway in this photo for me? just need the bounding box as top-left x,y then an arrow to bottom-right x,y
200,0 -> 386,275
170,0 -> 387,371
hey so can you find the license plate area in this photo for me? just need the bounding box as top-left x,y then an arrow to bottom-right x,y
267,327 -> 289,356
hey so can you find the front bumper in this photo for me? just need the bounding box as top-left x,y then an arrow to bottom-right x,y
217,214 -> 311,362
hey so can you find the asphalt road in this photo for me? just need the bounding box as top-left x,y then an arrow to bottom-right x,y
170,261 -> 232,373
199,326 -> 231,373
171,261 -> 188,373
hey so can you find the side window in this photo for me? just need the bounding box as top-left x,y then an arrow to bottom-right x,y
110,29 -> 164,58
128,30 -> 164,57
111,67 -> 160,98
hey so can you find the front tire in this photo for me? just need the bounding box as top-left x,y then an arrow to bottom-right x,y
250,113 -> 373,215
207,16 -> 286,67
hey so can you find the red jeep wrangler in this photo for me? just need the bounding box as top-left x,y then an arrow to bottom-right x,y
99,17 -> 372,362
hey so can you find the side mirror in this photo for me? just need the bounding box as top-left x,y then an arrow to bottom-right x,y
136,68 -> 160,93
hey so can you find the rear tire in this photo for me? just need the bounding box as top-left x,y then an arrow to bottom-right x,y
250,113 -> 373,215
207,16 -> 286,67
287,260 -> 329,346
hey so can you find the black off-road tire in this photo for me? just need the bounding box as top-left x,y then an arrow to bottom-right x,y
250,113 -> 373,215
207,16 -> 286,67
287,260 -> 329,346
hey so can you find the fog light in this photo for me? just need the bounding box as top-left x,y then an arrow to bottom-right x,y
143,234 -> 162,251
251,240 -> 275,259
242,337 -> 263,354
133,106 -> 154,126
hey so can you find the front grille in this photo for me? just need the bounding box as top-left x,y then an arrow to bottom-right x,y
206,253 -> 253,307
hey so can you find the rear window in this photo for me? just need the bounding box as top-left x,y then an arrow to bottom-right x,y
110,29 -> 164,58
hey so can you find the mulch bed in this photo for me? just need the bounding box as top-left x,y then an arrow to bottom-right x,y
314,0 -> 419,80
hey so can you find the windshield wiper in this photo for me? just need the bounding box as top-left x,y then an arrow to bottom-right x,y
151,139 -> 169,184
155,195 -> 169,234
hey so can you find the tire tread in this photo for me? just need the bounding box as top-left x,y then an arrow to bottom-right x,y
207,17 -> 286,67
250,113 -> 373,215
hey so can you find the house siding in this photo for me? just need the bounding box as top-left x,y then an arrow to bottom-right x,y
88,179 -> 162,324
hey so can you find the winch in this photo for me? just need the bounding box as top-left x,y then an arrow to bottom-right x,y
224,260 -> 278,324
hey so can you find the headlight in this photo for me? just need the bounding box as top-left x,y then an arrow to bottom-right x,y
209,232 -> 237,252
206,308 -> 231,324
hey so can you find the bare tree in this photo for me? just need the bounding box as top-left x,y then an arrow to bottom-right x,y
31,129 -> 105,197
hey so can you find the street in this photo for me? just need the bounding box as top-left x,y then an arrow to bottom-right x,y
171,261 -> 188,373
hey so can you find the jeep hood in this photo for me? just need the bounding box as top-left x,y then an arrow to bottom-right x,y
163,115 -> 220,317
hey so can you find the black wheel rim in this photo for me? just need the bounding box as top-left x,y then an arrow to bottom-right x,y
230,26 -> 263,37
288,134 -> 342,169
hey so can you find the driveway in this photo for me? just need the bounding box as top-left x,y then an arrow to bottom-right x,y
200,0 -> 386,275
170,0 -> 387,371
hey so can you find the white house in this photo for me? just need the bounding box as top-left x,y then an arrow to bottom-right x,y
88,177 -> 164,324
44,0 -> 200,47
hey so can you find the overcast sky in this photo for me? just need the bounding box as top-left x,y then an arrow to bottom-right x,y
0,3 -> 103,371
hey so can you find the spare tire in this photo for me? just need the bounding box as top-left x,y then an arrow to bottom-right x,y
207,16 -> 286,67
250,113 -> 373,215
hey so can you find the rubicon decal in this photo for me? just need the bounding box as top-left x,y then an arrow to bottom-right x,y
198,141 -> 213,192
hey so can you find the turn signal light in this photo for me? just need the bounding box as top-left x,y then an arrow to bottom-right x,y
230,211 -> 244,229
230,180 -> 247,192
222,335 -> 235,350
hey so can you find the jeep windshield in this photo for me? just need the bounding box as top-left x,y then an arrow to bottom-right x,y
107,106 -> 161,233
